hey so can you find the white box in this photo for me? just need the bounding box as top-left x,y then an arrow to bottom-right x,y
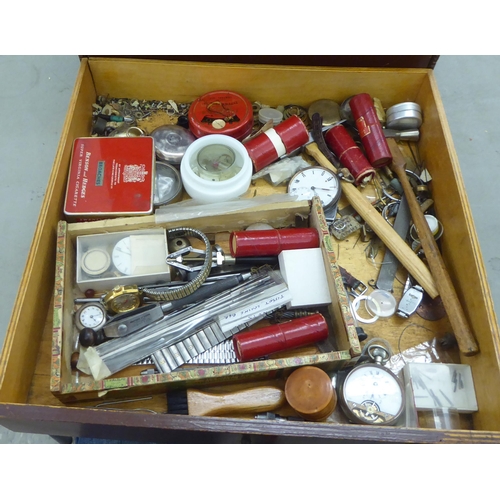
76,228 -> 171,292
278,248 -> 331,309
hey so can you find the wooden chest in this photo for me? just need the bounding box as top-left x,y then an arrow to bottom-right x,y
1,57 -> 499,443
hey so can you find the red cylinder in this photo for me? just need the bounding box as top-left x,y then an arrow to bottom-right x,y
233,313 -> 329,362
324,124 -> 375,185
244,115 -> 309,172
229,228 -> 319,258
349,93 -> 392,168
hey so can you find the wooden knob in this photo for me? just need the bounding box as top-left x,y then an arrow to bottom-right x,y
70,352 -> 80,370
285,366 -> 337,421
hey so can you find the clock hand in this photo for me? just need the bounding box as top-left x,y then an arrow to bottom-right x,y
311,186 -> 338,192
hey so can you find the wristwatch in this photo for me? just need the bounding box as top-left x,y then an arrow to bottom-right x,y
103,285 -> 142,314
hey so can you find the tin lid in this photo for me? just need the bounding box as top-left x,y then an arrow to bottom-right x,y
154,161 -> 183,206
386,103 -> 423,130
188,90 -> 254,140
258,107 -> 283,125
307,99 -> 341,126
150,125 -> 195,164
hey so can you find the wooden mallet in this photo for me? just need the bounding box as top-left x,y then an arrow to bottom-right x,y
387,138 -> 479,356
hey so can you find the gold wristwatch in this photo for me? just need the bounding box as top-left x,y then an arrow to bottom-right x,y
103,285 -> 142,314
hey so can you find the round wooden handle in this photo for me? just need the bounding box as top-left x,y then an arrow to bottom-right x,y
285,366 -> 337,421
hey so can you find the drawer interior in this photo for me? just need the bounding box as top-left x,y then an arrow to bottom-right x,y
1,57 -> 500,442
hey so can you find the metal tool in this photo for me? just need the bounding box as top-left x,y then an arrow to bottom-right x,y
375,194 -> 412,292
387,139 -> 479,356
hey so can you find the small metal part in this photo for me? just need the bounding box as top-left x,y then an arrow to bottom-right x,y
396,285 -> 424,318
329,215 -> 362,240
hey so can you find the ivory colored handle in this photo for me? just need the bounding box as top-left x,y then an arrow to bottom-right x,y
305,142 -> 439,299
188,386 -> 286,417
387,139 -> 479,356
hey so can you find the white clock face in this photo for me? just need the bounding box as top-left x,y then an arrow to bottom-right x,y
343,365 -> 404,424
288,167 -> 341,209
77,304 -> 106,330
112,237 -> 133,275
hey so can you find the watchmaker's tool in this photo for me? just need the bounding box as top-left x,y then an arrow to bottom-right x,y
375,194 -> 412,292
305,142 -> 438,299
339,344 -> 404,425
285,366 -> 337,421
166,386 -> 286,417
387,139 -> 479,356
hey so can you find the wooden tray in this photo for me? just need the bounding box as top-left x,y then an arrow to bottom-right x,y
1,57 -> 499,443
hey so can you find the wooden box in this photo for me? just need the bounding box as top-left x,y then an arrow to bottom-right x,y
1,57 -> 499,443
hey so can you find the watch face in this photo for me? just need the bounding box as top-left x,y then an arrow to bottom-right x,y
81,248 -> 111,276
342,364 -> 404,425
288,167 -> 341,209
193,144 -> 241,181
109,293 -> 141,313
112,237 -> 133,275
77,303 -> 107,330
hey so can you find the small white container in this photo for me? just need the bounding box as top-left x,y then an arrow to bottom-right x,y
180,135 -> 253,204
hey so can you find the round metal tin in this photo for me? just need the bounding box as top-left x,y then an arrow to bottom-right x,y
307,99 -> 341,126
150,124 -> 196,164
386,102 -> 423,130
188,90 -> 254,140
153,161 -> 183,207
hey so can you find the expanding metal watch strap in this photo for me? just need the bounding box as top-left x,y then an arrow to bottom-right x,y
140,227 -> 212,301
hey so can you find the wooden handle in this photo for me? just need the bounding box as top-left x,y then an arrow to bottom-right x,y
187,386 -> 286,417
387,139 -> 479,356
305,142 -> 439,299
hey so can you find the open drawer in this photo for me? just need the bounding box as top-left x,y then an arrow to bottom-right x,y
1,57 -> 499,443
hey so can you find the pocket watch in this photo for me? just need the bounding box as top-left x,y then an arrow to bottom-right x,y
75,302 -> 108,331
339,344 -> 404,425
287,166 -> 342,210
103,285 -> 142,314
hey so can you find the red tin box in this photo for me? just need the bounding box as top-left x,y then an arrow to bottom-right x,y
63,137 -> 155,220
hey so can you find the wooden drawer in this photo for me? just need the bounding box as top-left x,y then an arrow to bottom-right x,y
1,57 -> 499,443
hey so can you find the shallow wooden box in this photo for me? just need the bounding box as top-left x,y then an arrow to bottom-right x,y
1,57 -> 499,443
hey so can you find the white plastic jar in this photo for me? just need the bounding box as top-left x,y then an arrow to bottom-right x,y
180,135 -> 253,204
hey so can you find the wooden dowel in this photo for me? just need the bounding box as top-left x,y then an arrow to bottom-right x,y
387,139 -> 479,356
305,142 -> 439,299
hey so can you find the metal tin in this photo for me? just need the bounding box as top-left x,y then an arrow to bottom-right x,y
150,125 -> 195,164
153,161 -> 183,207
64,137 -> 155,220
307,99 -> 341,126
386,102 -> 423,130
188,90 -> 254,140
